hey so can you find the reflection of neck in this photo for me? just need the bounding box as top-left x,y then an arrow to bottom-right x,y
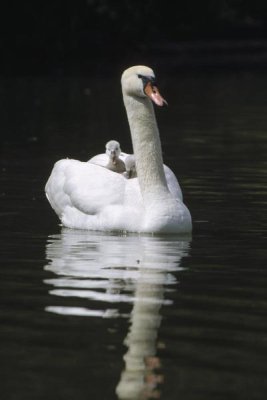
123,94 -> 169,204
116,268 -> 164,399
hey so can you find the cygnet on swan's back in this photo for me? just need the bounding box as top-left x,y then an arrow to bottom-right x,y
124,154 -> 137,179
89,140 -> 126,173
105,140 -> 126,172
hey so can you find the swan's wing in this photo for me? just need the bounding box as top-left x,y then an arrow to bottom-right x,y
164,164 -> 183,201
45,159 -> 126,217
118,152 -> 130,162
45,159 -> 72,217
88,153 -> 108,167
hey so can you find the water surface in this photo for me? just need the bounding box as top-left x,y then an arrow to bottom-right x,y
1,70 -> 267,399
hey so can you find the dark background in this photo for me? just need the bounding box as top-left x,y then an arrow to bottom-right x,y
2,0 -> 267,75
1,4 -> 267,400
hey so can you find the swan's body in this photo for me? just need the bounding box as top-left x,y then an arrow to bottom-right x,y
45,65 -> 192,234
89,140 -> 125,173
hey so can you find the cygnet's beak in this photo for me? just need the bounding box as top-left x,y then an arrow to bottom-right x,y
144,82 -> 168,107
111,151 -> 117,164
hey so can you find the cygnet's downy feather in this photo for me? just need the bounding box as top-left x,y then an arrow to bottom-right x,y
124,155 -> 137,179
89,140 -> 125,173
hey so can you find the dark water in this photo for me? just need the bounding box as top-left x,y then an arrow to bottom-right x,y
1,70 -> 267,400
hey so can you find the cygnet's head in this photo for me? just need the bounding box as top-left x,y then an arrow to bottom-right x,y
125,155 -> 137,179
121,65 -> 167,106
105,140 -> 121,164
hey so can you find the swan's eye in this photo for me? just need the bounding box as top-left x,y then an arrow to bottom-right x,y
138,74 -> 156,85
138,74 -> 157,95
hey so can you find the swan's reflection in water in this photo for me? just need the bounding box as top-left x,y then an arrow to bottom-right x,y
44,229 -> 190,399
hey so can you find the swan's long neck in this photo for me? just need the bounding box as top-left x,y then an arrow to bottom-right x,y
123,94 -> 169,203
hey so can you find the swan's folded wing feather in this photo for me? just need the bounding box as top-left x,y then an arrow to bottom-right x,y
46,159 -> 125,217
164,164 -> 183,201
118,152 -> 130,162
63,160 -> 125,215
88,153 -> 108,166
45,159 -> 72,217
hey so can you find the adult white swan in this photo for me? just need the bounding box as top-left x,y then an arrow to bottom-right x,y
45,65 -> 192,234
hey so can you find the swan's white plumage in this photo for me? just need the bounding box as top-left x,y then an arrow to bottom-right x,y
45,65 -> 192,234
46,158 -> 183,232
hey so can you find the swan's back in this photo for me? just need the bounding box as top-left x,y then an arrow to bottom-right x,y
45,158 -> 145,231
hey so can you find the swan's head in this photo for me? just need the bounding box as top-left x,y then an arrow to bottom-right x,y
105,140 -> 121,164
121,65 -> 167,106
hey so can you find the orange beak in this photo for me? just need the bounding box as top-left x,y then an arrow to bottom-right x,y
144,82 -> 168,106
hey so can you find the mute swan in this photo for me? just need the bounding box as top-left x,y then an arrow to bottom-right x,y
124,155 -> 137,179
45,65 -> 192,233
89,140 -> 125,173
